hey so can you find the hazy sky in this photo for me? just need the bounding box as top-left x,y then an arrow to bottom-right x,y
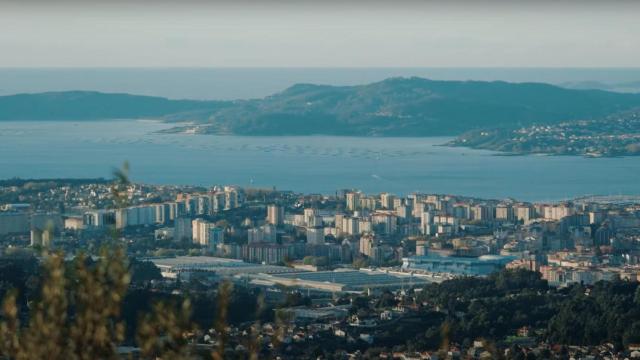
1,0 -> 639,68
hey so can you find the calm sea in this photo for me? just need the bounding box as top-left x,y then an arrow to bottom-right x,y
1,67 -> 640,100
1,120 -> 639,202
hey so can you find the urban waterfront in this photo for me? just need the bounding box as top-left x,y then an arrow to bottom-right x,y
3,172 -> 640,358
1,119 -> 640,201
6,0 -> 640,358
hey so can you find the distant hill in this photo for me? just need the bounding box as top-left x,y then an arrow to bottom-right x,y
189,77 -> 640,136
560,80 -> 640,94
0,91 -> 223,121
3,78 -> 640,136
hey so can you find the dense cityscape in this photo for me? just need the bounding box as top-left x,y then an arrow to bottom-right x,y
2,176 -> 640,359
3,1 -> 640,359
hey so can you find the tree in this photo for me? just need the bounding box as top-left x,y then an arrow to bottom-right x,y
129,258 -> 163,284
302,256 -> 315,265
0,248 -> 130,359
352,257 -> 369,269
0,248 -> 204,360
0,164 -> 198,359
375,291 -> 397,309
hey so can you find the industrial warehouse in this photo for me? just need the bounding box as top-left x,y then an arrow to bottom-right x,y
150,256 -> 434,293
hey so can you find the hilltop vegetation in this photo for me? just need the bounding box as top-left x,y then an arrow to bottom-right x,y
0,91 -> 224,121
178,77 -> 640,136
3,78 -> 640,137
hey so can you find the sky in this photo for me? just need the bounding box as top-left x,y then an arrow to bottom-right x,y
1,0 -> 639,68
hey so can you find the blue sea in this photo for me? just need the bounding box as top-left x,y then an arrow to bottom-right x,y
1,67 -> 640,100
2,68 -> 640,201
1,119 -> 639,202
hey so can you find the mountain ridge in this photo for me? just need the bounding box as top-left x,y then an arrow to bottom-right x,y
0,91 -> 224,121
2,77 -> 640,136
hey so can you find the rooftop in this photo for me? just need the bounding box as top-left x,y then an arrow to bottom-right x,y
149,256 -> 300,276
264,269 -> 433,292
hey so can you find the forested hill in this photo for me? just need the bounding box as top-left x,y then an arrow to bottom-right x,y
194,78 -> 640,136
3,78 -> 640,136
0,91 -> 223,121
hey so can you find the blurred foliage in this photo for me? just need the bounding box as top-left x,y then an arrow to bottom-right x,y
0,163 -> 200,359
110,161 -> 131,210
136,299 -> 194,359
0,248 -> 131,359
0,247 -> 245,359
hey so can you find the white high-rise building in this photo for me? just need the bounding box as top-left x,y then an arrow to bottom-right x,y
115,205 -> 158,229
192,218 -> 212,246
334,213 -> 345,234
358,218 -> 372,233
470,204 -> 494,221
342,217 -> 359,236
153,204 -> 171,225
223,186 -> 243,210
421,211 -> 434,235
267,205 -> 284,226
380,193 -> 395,209
303,208 -> 318,226
360,196 -> 378,210
395,205 -> 410,219
495,204 -> 514,221
359,233 -> 376,257
346,192 -> 361,212
542,204 -> 574,220
515,205 -> 534,222
372,212 -> 397,234
209,192 -> 226,214
413,202 -> 427,219
267,204 -> 284,226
